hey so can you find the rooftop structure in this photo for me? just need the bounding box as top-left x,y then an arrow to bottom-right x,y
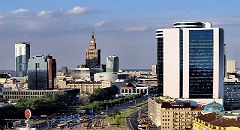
202,101 -> 225,114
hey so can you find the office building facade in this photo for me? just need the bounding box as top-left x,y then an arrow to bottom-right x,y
15,42 -> 30,77
224,82 -> 240,110
85,31 -> 101,68
226,60 -> 236,74
106,55 -> 119,72
28,55 -> 56,90
156,21 -> 224,99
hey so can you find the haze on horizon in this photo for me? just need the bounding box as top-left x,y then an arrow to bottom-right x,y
0,0 -> 239,70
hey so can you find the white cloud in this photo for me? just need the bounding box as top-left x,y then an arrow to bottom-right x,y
123,26 -> 147,32
94,21 -> 106,28
11,8 -> 29,14
68,6 -> 90,14
37,10 -> 55,18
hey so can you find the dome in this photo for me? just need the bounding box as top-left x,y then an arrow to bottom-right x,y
203,101 -> 225,114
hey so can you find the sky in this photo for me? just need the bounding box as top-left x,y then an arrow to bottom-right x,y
0,0 -> 239,70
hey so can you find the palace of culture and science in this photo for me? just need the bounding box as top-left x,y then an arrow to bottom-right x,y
85,31 -> 101,68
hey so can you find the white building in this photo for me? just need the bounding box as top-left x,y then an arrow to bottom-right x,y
15,42 -> 30,77
156,21 -> 224,99
226,60 -> 236,74
151,64 -> 157,76
94,72 -> 118,82
94,72 -> 129,82
70,68 -> 91,81
106,55 -> 119,72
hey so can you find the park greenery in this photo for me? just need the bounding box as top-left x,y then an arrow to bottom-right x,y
76,85 -> 141,114
0,92 -> 70,120
107,107 -> 141,127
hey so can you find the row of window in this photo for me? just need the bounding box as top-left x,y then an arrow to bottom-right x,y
121,89 -> 148,93
3,91 -> 54,95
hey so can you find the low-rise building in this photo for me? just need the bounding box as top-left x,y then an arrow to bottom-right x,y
120,83 -> 155,96
148,96 -> 203,130
192,112 -> 240,129
94,72 -> 129,82
66,81 -> 111,94
2,88 -> 79,102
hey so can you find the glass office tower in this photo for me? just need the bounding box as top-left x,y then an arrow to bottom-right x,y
15,42 -> 30,77
156,21 -> 224,99
28,55 -> 56,90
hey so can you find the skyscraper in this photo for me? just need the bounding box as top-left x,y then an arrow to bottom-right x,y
15,42 -> 30,76
28,55 -> 56,90
85,31 -> 101,68
226,60 -> 236,74
156,21 -> 224,99
106,55 -> 119,72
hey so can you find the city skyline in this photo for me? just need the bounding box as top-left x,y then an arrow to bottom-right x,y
0,0 -> 239,70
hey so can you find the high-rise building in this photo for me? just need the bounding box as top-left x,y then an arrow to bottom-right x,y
226,60 -> 236,74
106,55 -> 119,72
85,31 -> 101,68
156,21 -> 224,99
15,42 -> 30,77
28,55 -> 56,90
151,64 -> 157,76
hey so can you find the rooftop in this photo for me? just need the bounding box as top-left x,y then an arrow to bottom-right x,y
197,112 -> 240,128
203,101 -> 225,114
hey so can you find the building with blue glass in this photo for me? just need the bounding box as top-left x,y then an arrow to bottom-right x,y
28,55 -> 56,90
156,21 -> 224,99
15,42 -> 30,77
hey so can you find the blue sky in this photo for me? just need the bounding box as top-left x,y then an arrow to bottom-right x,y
0,0 -> 239,70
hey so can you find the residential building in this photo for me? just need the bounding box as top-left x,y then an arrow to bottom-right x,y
85,31 -> 101,68
28,55 -> 56,90
192,112 -> 240,129
156,21 -> 224,99
15,42 -> 30,77
106,55 -> 119,72
148,96 -> 203,130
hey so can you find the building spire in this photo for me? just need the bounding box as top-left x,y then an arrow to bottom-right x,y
92,29 -> 94,39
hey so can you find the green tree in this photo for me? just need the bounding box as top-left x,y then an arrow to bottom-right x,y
108,109 -> 121,123
89,85 -> 119,103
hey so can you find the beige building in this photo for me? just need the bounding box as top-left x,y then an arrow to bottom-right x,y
85,31 -> 101,68
226,60 -> 236,74
67,81 -> 112,94
148,97 -> 203,130
192,112 -> 240,129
